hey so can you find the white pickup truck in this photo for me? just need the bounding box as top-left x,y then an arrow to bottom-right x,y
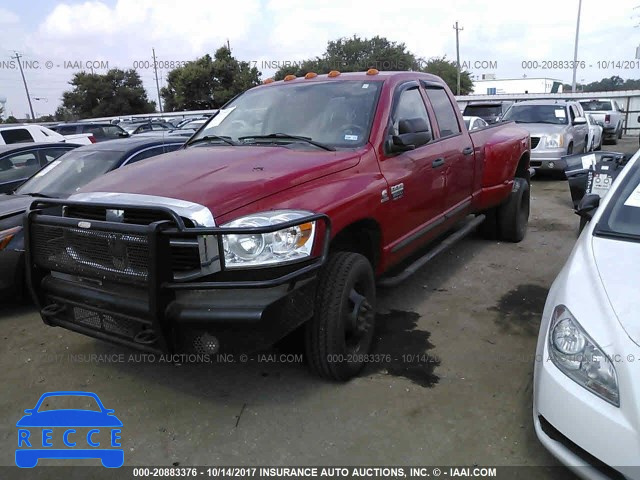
579,99 -> 625,145
0,124 -> 95,145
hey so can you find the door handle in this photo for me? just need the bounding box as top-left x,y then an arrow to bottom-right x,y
462,146 -> 474,155
432,158 -> 445,168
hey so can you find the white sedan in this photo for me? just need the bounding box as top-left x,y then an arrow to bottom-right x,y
463,116 -> 488,131
0,124 -> 94,145
534,150 -> 640,479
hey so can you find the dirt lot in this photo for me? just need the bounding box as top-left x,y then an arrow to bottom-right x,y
2,138 -> 637,478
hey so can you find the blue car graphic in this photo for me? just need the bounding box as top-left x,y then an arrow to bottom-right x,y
16,391 -> 123,468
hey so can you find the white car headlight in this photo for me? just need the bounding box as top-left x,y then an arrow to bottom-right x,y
545,134 -> 564,148
221,210 -> 316,269
548,305 -> 619,407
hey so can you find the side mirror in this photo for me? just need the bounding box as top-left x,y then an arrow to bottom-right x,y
576,193 -> 600,220
118,132 -> 130,137
573,116 -> 587,125
389,118 -> 432,153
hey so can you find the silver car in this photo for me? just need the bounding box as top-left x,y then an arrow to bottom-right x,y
502,100 -> 589,174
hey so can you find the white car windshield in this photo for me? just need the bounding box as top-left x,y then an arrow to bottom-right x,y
595,164 -> 640,239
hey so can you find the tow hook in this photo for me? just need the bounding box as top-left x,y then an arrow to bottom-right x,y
41,303 -> 66,318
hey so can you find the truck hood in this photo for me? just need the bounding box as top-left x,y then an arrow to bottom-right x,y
592,236 -> 640,346
516,123 -> 568,137
77,145 -> 361,218
0,194 -> 33,221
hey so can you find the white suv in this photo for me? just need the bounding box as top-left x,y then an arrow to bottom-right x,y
579,99 -> 625,145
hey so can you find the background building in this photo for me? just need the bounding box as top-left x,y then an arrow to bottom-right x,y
472,76 -> 565,95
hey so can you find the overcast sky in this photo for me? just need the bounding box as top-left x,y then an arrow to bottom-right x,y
1,0 -> 640,117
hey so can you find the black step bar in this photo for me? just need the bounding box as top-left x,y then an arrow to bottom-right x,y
377,214 -> 486,288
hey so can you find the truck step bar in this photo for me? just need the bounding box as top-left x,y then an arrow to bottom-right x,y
377,214 -> 486,288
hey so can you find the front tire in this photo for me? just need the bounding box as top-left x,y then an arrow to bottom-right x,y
305,252 -> 376,381
497,178 -> 530,242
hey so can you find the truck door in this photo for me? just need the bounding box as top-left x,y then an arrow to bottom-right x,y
377,81 -> 446,255
423,84 -> 475,216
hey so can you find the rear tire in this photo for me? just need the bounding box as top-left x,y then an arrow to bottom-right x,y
497,178 -> 530,243
479,207 -> 499,239
305,252 -> 376,381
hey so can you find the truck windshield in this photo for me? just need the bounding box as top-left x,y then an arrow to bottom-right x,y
502,105 -> 569,125
16,149 -> 122,198
594,163 -> 640,240
189,80 -> 382,149
580,101 -> 612,111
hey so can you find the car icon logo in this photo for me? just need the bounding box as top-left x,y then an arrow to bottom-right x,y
15,391 -> 123,468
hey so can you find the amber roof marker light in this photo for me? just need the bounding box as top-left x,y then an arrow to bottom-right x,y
327,70 -> 341,77
366,68 -> 379,75
262,78 -> 275,84
284,74 -> 296,81
304,72 -> 318,79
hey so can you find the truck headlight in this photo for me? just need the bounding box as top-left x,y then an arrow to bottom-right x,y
548,305 -> 619,406
221,210 -> 316,268
545,134 -> 564,148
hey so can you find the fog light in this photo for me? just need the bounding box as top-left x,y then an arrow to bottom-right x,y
194,333 -> 220,355
548,161 -> 555,169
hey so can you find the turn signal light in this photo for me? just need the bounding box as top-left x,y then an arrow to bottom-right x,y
328,70 -> 341,77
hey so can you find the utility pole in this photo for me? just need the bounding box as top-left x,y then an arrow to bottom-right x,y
453,22 -> 464,95
13,52 -> 35,122
571,0 -> 583,93
152,48 -> 163,113
227,39 -> 231,51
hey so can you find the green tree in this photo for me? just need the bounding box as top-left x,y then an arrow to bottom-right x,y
54,106 -> 75,122
161,46 -> 261,111
36,114 -> 55,122
273,35 -> 420,80
4,115 -> 18,124
61,69 -> 156,118
421,56 -> 473,95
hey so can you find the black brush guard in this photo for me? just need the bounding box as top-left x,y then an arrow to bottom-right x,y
25,198 -> 331,354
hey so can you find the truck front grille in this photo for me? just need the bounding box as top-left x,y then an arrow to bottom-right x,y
32,223 -> 150,285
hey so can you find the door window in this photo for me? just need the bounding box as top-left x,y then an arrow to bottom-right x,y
1,129 -> 35,144
424,88 -> 461,138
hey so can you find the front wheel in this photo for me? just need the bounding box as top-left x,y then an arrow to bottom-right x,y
305,252 -> 376,381
497,178 -> 530,242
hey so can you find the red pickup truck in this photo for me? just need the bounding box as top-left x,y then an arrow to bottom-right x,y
26,71 -> 530,380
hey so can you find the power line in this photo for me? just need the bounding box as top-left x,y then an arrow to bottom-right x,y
12,51 -> 36,121
453,22 -> 463,95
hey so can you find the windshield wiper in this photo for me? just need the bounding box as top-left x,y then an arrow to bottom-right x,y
19,192 -> 53,198
238,133 -> 336,151
593,228 -> 640,242
187,135 -> 237,147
